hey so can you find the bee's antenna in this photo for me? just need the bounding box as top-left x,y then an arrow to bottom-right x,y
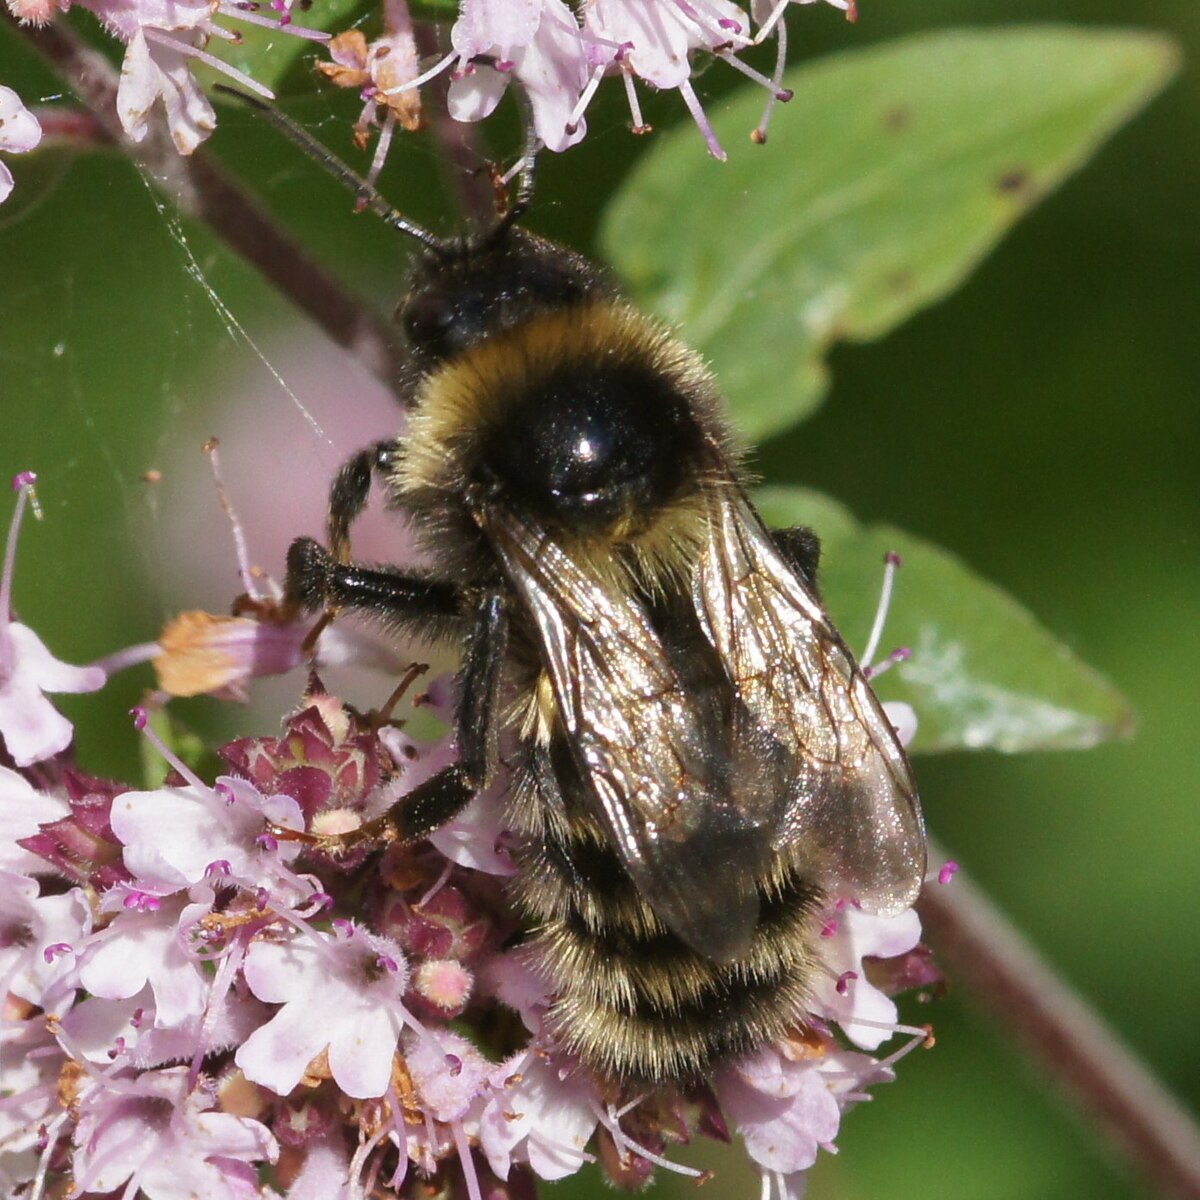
509,85 -> 540,220
214,85 -> 449,256
484,84 -> 539,244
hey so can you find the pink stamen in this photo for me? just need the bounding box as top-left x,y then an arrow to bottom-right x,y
820,917 -> 839,938
130,707 -> 209,791
565,62 -> 606,134
89,641 -> 159,678
938,860 -> 959,885
43,942 -> 72,963
142,28 -> 274,99
861,550 -> 903,670
677,78 -> 726,161
836,969 -> 858,995
719,48 -> 792,100
2,474 -> 40,648
863,645 -> 911,681
751,0 -> 791,43
223,2 -> 327,38
205,440 -> 260,601
752,16 -> 790,145
621,71 -> 650,134
365,108 -> 396,190
383,48 -> 456,96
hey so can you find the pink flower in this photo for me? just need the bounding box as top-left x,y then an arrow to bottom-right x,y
717,1046 -> 841,1176
445,0 -> 589,151
405,1029 -> 489,1121
479,1054 -> 599,1180
116,28 -> 217,153
75,0 -> 327,154
0,870 -> 90,1013
71,1067 -> 277,1198
77,894 -> 211,1028
0,764 -> 68,874
812,904 -> 923,1050
0,85 -> 42,205
0,475 -> 106,768
109,775 -> 303,893
237,926 -> 412,1098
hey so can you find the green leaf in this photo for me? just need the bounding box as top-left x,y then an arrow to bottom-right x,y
602,28 -> 1180,443
753,486 -> 1134,753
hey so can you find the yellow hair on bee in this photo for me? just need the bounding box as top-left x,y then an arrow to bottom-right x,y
395,299 -> 737,602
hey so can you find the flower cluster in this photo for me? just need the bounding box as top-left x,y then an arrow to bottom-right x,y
1,473 -> 939,1199
327,0 -> 854,163
4,0 -> 327,158
2,0 -> 854,204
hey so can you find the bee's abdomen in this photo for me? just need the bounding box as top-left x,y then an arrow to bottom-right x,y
507,777 -> 824,1085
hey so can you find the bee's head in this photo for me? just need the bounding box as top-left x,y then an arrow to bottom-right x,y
399,227 -> 614,365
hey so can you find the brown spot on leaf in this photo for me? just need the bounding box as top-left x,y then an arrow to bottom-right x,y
996,168 -> 1031,195
884,105 -> 911,132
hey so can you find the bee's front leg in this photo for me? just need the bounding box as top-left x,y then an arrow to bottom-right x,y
280,575 -> 509,854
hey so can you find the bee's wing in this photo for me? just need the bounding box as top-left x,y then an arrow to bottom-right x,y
487,510 -> 773,963
694,493 -> 926,915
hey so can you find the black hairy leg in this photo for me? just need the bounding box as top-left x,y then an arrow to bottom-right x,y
327,439 -> 400,562
327,588 -> 510,851
284,537 -> 459,626
282,538 -> 510,850
771,525 -> 822,593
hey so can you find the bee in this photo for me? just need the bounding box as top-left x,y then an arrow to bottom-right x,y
251,94 -> 927,1087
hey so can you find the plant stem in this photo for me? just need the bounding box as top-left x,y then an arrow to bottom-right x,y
919,837 -> 1200,1200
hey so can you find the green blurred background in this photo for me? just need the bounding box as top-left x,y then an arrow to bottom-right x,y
1,1 -> 1197,1198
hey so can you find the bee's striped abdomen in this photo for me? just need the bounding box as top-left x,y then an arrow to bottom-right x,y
505,751 -> 825,1086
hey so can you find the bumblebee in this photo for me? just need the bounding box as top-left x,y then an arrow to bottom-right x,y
270,106 -> 927,1086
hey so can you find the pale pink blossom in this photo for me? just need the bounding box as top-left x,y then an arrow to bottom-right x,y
237,926 -> 412,1098
717,1046 -> 841,1176
479,1054 -> 599,1180
77,894 -> 211,1028
812,904 -> 923,1050
405,1028 -> 489,1121
0,764 -> 68,874
0,85 -> 42,204
0,1020 -> 65,1190
445,0 -> 589,151
71,1067 -> 277,1198
0,475 -> 107,768
0,870 -> 89,1013
109,775 -> 303,893
116,28 -> 216,153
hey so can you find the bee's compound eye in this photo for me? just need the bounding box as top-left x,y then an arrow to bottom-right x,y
401,291 -> 458,354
